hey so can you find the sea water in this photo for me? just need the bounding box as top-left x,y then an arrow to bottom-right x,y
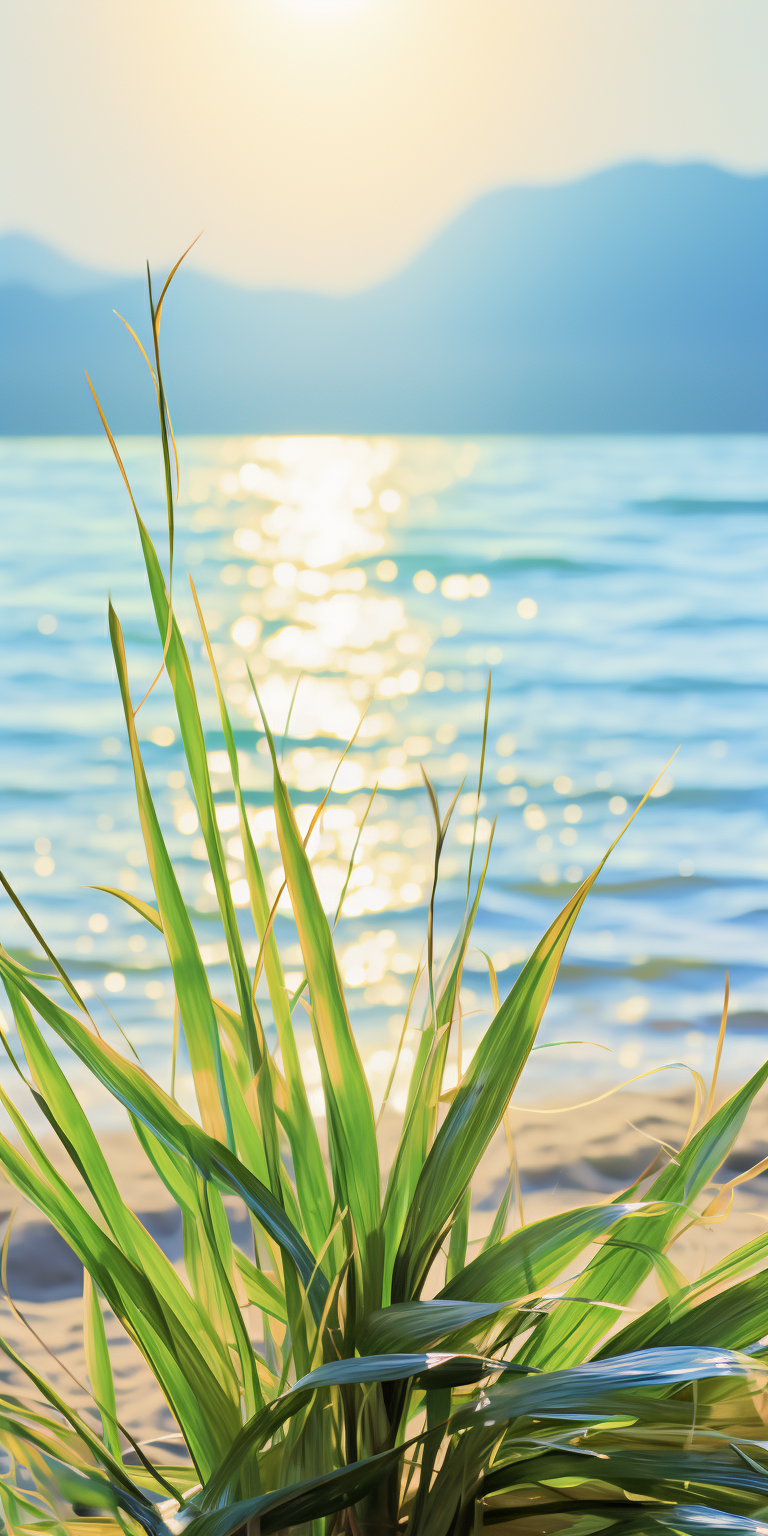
1,434 -> 767,1122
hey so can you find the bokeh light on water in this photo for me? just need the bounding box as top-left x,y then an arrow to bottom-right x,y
1,434 -> 767,1123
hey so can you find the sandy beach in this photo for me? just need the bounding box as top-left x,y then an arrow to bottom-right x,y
1,1085 -> 767,1457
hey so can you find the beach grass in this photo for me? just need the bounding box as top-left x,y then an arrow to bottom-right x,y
2,260 -> 768,1535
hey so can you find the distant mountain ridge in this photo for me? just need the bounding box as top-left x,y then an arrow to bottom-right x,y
1,163 -> 766,433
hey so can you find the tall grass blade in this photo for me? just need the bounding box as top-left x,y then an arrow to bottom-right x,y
0,951 -> 329,1322
190,576 -> 331,1245
108,602 -> 233,1149
256,697 -> 381,1303
391,761 -> 678,1305
82,1272 -> 120,1460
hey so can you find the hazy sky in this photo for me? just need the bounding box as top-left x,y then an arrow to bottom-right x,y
2,0 -> 767,291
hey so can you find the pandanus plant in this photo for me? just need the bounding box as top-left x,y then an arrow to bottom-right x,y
2,254 -> 768,1536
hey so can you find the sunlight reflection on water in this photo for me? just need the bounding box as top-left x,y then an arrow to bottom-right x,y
1,433 -> 768,1123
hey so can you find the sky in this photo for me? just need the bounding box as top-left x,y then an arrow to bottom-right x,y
2,0 -> 767,292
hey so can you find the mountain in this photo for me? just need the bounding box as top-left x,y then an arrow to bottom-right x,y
1,163 -> 766,433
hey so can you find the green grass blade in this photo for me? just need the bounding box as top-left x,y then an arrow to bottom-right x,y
449,1346 -> 763,1427
0,1094 -> 238,1479
91,886 -> 162,929
438,1201 -> 654,1304
357,1300 -> 516,1355
197,1439 -> 420,1536
82,1272 -> 121,1460
0,951 -> 328,1322
517,1057 -> 768,1368
4,975 -> 241,1398
632,1264 -> 768,1355
484,1445 -> 768,1514
390,781 -> 674,1306
445,1186 -> 471,1285
292,1351 -> 506,1391
256,700 -> 381,1298
381,832 -> 495,1296
0,868 -> 89,1015
108,601 -> 233,1148
599,1228 -> 768,1363
135,524 -> 264,1089
0,1333 -> 145,1507
192,579 -> 331,1250
193,1171 -> 265,1418
233,1251 -> 287,1324
391,874 -> 600,1302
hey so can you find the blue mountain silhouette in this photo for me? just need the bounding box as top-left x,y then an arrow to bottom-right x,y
1,163 -> 766,433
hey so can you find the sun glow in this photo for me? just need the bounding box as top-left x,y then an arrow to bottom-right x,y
272,0 -> 376,17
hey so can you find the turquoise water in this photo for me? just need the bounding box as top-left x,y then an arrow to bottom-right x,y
1,434 -> 767,1120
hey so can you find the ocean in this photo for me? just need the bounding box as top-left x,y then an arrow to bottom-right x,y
1,434 -> 767,1122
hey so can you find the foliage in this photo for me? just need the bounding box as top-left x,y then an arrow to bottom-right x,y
2,261 -> 768,1536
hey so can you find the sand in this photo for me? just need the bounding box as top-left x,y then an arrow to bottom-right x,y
1,1086 -> 767,1457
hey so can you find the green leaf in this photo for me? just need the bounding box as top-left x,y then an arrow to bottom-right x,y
90,886 -> 162,930
233,1250 -> 288,1324
390,864 -> 616,1303
600,1259 -> 768,1358
83,1273 -> 120,1461
0,950 -> 328,1323
0,1085 -> 239,1480
257,701 -> 381,1294
130,540 -> 288,1201
192,577 -> 332,1251
132,471 -> 262,1078
449,1346 -> 764,1427
517,1058 -> 768,1368
108,602 -> 233,1149
196,1439 -> 419,1536
5,975 -> 239,1397
446,1185 -> 471,1284
292,1351 -> 506,1392
381,835 -> 494,1296
0,1332 -> 148,1510
357,1299 -> 514,1355
485,1442 -> 768,1515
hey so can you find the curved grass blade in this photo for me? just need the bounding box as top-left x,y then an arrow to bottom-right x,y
291,1350 -> 509,1393
0,949 -> 327,1323
109,601 -> 233,1149
391,756 -> 679,1304
382,826 -> 496,1296
3,975 -> 235,1393
599,1228 -> 768,1358
0,868 -> 89,1014
91,886 -> 162,930
517,1055 -> 768,1369
255,694 -> 381,1299
357,1299 -> 523,1356
449,1346 -> 765,1429
0,1116 -> 237,1480
439,1202 -> 657,1305
190,575 -> 330,1246
132,535 -> 287,1209
195,1437 -> 421,1536
492,1441 -> 768,1514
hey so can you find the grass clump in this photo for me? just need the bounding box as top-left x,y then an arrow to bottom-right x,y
2,259 -> 768,1536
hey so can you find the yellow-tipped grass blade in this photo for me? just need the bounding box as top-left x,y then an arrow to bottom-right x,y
254,692 -> 382,1302
390,753 -> 679,1303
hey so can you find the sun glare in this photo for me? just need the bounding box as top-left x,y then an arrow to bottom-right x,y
273,0 -> 374,16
